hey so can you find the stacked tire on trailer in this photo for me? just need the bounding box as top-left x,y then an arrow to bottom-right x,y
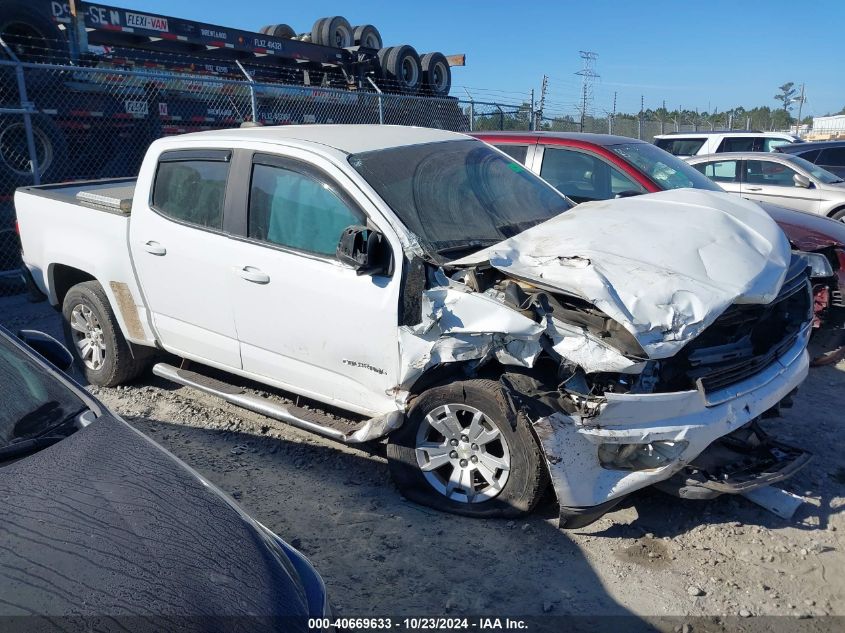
299,15 -> 451,96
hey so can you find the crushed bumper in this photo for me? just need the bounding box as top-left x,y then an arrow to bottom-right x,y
654,423 -> 812,500
533,324 -> 810,516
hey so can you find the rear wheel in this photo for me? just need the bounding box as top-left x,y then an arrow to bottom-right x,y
387,379 -> 547,517
0,114 -> 66,187
61,281 -> 150,386
379,45 -> 421,94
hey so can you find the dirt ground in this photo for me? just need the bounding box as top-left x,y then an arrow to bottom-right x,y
1,292 -> 843,629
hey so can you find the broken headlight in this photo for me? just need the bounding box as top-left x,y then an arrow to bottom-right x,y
797,251 -> 834,279
598,440 -> 688,471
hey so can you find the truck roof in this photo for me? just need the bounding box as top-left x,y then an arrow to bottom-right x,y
172,125 -> 468,154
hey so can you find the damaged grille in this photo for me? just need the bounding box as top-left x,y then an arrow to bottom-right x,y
658,255 -> 812,394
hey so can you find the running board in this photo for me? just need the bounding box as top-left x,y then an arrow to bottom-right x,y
152,363 -> 402,444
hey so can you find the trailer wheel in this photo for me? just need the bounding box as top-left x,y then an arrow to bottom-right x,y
312,16 -> 353,48
421,52 -> 451,97
0,114 -> 66,189
0,0 -> 67,63
352,24 -> 382,49
380,45 -> 421,94
260,24 -> 296,39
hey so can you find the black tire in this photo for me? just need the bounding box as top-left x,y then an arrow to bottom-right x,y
261,23 -> 295,39
61,281 -> 150,387
352,24 -> 382,49
830,207 -> 845,222
420,52 -> 451,97
311,16 -> 352,48
0,114 -> 67,190
387,379 -> 548,518
0,0 -> 67,63
381,45 -> 421,94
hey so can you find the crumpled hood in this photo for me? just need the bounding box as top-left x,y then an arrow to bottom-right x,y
451,189 -> 791,358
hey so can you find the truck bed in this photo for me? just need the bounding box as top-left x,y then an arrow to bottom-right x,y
18,178 -> 137,216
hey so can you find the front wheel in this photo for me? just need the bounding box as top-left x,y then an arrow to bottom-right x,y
387,379 -> 548,518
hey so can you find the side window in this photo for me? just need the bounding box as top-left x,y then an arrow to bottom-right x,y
693,160 -> 739,183
763,137 -> 792,152
609,165 -> 648,196
152,159 -> 229,229
494,144 -> 529,164
796,149 -> 821,164
248,162 -> 364,257
539,148 -> 645,202
654,138 -> 706,156
717,137 -> 758,152
744,160 -> 797,186
819,147 -> 845,167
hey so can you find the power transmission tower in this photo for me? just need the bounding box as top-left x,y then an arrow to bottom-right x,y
795,83 -> 806,135
537,75 -> 548,128
575,51 -> 599,132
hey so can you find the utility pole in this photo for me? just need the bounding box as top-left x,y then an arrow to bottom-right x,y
795,83 -> 806,136
530,88 -> 535,131
537,74 -> 548,129
638,94 -> 644,139
660,99 -> 666,135
576,51 -> 599,132
608,90 -> 616,134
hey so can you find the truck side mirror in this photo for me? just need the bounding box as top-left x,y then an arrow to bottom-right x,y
336,225 -> 393,276
793,173 -> 811,188
17,329 -> 74,372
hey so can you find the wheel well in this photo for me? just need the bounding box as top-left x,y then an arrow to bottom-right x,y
827,205 -> 845,220
51,264 -> 95,307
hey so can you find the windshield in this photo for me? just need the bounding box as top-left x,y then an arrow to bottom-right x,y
0,332 -> 86,449
611,142 -> 723,192
787,155 -> 844,184
348,139 -> 572,258
654,137 -> 706,156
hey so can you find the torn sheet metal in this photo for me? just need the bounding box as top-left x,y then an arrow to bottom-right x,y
398,284 -> 544,386
451,189 -> 791,359
546,317 -> 646,374
532,333 -> 809,508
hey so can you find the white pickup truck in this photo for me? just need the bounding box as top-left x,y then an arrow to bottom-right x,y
16,125 -> 813,527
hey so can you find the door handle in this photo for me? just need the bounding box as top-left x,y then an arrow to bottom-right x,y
745,186 -> 762,191
142,240 -> 167,256
237,266 -> 270,284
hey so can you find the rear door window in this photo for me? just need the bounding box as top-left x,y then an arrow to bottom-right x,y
654,137 -> 706,156
493,144 -> 529,164
693,160 -> 740,183
819,147 -> 845,168
717,137 -> 760,152
763,137 -> 793,151
152,155 -> 230,229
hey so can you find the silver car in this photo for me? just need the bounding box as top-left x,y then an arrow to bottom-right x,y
687,151 -> 845,221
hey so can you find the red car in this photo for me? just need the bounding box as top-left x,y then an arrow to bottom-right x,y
473,131 -> 845,363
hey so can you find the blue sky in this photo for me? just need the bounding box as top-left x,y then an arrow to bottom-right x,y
105,0 -> 844,118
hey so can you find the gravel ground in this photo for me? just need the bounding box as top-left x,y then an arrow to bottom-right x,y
1,292 -> 843,629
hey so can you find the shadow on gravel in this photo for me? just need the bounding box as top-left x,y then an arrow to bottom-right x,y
125,416 -> 655,630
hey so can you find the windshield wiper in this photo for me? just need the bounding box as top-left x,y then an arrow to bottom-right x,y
1,407 -> 89,464
435,239 -> 500,257
0,436 -> 66,464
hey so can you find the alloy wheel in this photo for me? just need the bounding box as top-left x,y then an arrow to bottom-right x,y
69,304 -> 107,371
415,403 -> 511,503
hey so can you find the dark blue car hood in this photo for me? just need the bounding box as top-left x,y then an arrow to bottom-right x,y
0,413 -> 309,631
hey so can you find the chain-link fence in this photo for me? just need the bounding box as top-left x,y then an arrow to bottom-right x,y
0,52 -> 538,295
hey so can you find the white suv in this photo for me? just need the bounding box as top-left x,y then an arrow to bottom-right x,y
654,131 -> 800,158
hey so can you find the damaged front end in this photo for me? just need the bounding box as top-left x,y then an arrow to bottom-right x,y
398,192 -> 815,528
